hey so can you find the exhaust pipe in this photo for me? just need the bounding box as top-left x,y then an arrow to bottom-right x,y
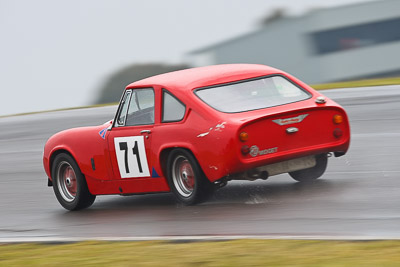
246,170 -> 269,180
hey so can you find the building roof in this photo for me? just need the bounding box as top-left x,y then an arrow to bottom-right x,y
187,0 -> 393,56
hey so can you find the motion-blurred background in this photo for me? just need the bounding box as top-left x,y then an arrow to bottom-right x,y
1,0 -> 397,116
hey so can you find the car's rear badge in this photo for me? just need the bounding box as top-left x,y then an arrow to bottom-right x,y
272,114 -> 308,126
250,145 -> 278,157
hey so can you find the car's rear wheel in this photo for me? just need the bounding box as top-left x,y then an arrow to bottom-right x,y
52,153 -> 96,210
289,154 -> 328,182
167,149 -> 213,205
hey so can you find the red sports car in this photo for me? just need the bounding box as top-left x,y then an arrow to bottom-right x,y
43,64 -> 350,210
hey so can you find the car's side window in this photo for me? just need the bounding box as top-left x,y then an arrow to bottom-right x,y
115,90 -> 132,127
125,88 -> 155,126
162,90 -> 186,122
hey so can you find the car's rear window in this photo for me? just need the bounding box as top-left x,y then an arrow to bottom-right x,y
195,75 -> 311,113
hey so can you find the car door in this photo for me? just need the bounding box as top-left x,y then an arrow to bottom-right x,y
107,88 -> 155,179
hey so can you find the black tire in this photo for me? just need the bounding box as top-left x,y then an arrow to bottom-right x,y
289,154 -> 328,182
166,149 -> 214,205
51,153 -> 96,211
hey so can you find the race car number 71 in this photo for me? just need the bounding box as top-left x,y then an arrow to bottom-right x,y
114,136 -> 150,178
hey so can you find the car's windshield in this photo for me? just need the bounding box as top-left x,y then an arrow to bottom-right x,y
195,75 -> 311,113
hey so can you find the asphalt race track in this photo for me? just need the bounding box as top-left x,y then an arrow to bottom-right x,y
1,86 -> 400,241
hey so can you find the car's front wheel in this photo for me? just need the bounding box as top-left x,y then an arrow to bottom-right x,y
289,154 -> 328,182
52,153 -> 96,210
167,149 -> 213,205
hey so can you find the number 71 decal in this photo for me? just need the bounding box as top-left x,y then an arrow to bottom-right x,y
114,136 -> 150,178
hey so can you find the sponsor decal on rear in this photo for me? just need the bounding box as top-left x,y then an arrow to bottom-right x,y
250,145 -> 278,157
272,114 -> 308,126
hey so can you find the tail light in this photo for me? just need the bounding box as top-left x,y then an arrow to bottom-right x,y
239,132 -> 249,142
241,145 -> 250,155
333,114 -> 344,138
333,128 -> 343,138
333,114 -> 343,124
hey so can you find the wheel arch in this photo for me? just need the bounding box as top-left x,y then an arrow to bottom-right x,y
159,146 -> 201,179
49,148 -> 78,180
49,148 -> 96,210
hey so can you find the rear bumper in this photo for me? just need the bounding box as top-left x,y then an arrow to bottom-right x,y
230,139 -> 349,178
229,154 -> 318,180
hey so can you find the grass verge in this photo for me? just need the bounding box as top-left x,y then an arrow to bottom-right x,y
311,76 -> 400,90
1,239 -> 400,266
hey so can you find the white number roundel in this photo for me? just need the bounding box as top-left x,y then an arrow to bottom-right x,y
114,136 -> 150,178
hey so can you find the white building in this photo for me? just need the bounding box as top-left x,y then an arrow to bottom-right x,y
187,0 -> 400,84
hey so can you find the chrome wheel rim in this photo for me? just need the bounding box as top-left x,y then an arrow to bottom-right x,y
172,155 -> 195,198
57,161 -> 77,202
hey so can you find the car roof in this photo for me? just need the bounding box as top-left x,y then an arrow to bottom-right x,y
126,64 -> 283,91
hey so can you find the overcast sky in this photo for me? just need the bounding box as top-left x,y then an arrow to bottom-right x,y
0,0 -> 375,116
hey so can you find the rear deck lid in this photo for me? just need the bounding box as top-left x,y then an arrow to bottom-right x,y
239,106 -> 349,160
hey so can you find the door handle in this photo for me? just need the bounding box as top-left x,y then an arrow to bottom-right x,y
140,130 -> 151,134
